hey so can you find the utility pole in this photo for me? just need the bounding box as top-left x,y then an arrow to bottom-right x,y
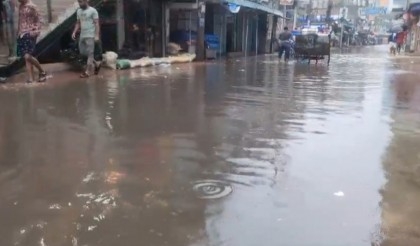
283,5 -> 287,29
47,0 -> 52,23
339,7 -> 347,49
326,0 -> 333,26
306,0 -> 313,26
293,6 -> 297,29
405,0 -> 412,52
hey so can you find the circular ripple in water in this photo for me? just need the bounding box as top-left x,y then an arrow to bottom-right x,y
192,180 -> 233,199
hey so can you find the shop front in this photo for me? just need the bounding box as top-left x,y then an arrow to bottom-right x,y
123,0 -> 166,58
205,1 -> 282,57
164,0 -> 283,60
168,3 -> 200,54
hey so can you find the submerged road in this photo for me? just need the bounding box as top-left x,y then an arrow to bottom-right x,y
0,47 -> 420,246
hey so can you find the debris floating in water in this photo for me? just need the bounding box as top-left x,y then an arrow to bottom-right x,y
334,191 -> 345,197
192,179 -> 233,199
88,225 -> 97,231
82,172 -> 96,183
49,204 -> 62,210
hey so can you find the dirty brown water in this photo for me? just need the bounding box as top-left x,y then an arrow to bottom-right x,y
0,47 -> 419,245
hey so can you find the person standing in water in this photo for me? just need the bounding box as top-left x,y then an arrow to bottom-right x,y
72,0 -> 101,78
17,0 -> 47,83
278,27 -> 293,62
4,0 -> 17,58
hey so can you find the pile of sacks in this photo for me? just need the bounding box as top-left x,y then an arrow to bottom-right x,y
103,43 -> 195,70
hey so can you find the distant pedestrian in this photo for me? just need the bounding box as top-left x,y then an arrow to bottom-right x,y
17,0 -> 47,83
278,27 -> 293,62
4,0 -> 16,57
4,0 -> 16,23
72,0 -> 101,78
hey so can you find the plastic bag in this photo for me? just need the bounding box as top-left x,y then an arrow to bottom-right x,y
103,51 -> 118,70
116,59 -> 131,70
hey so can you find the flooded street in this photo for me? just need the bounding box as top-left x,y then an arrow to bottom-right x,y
1,47 -> 420,245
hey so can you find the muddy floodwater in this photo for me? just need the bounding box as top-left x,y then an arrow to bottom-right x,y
1,47 -> 420,246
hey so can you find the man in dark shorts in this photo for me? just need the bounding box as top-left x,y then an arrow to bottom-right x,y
278,27 -> 293,62
72,0 -> 101,78
17,0 -> 47,83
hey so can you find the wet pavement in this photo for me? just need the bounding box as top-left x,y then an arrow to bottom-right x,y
0,47 -> 420,246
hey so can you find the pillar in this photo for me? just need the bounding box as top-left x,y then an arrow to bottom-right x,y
244,13 -> 249,56
255,14 -> 258,55
116,0 -> 125,50
196,1 -> 206,61
162,1 -> 170,57
47,0 -> 52,23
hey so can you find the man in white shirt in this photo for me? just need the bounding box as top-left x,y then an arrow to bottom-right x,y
72,0 -> 101,78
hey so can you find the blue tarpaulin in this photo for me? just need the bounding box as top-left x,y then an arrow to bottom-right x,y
291,30 -> 301,36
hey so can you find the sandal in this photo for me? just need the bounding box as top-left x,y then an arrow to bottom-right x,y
80,72 -> 89,78
38,72 -> 47,83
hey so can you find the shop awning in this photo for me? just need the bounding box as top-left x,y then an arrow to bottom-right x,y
223,0 -> 284,17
